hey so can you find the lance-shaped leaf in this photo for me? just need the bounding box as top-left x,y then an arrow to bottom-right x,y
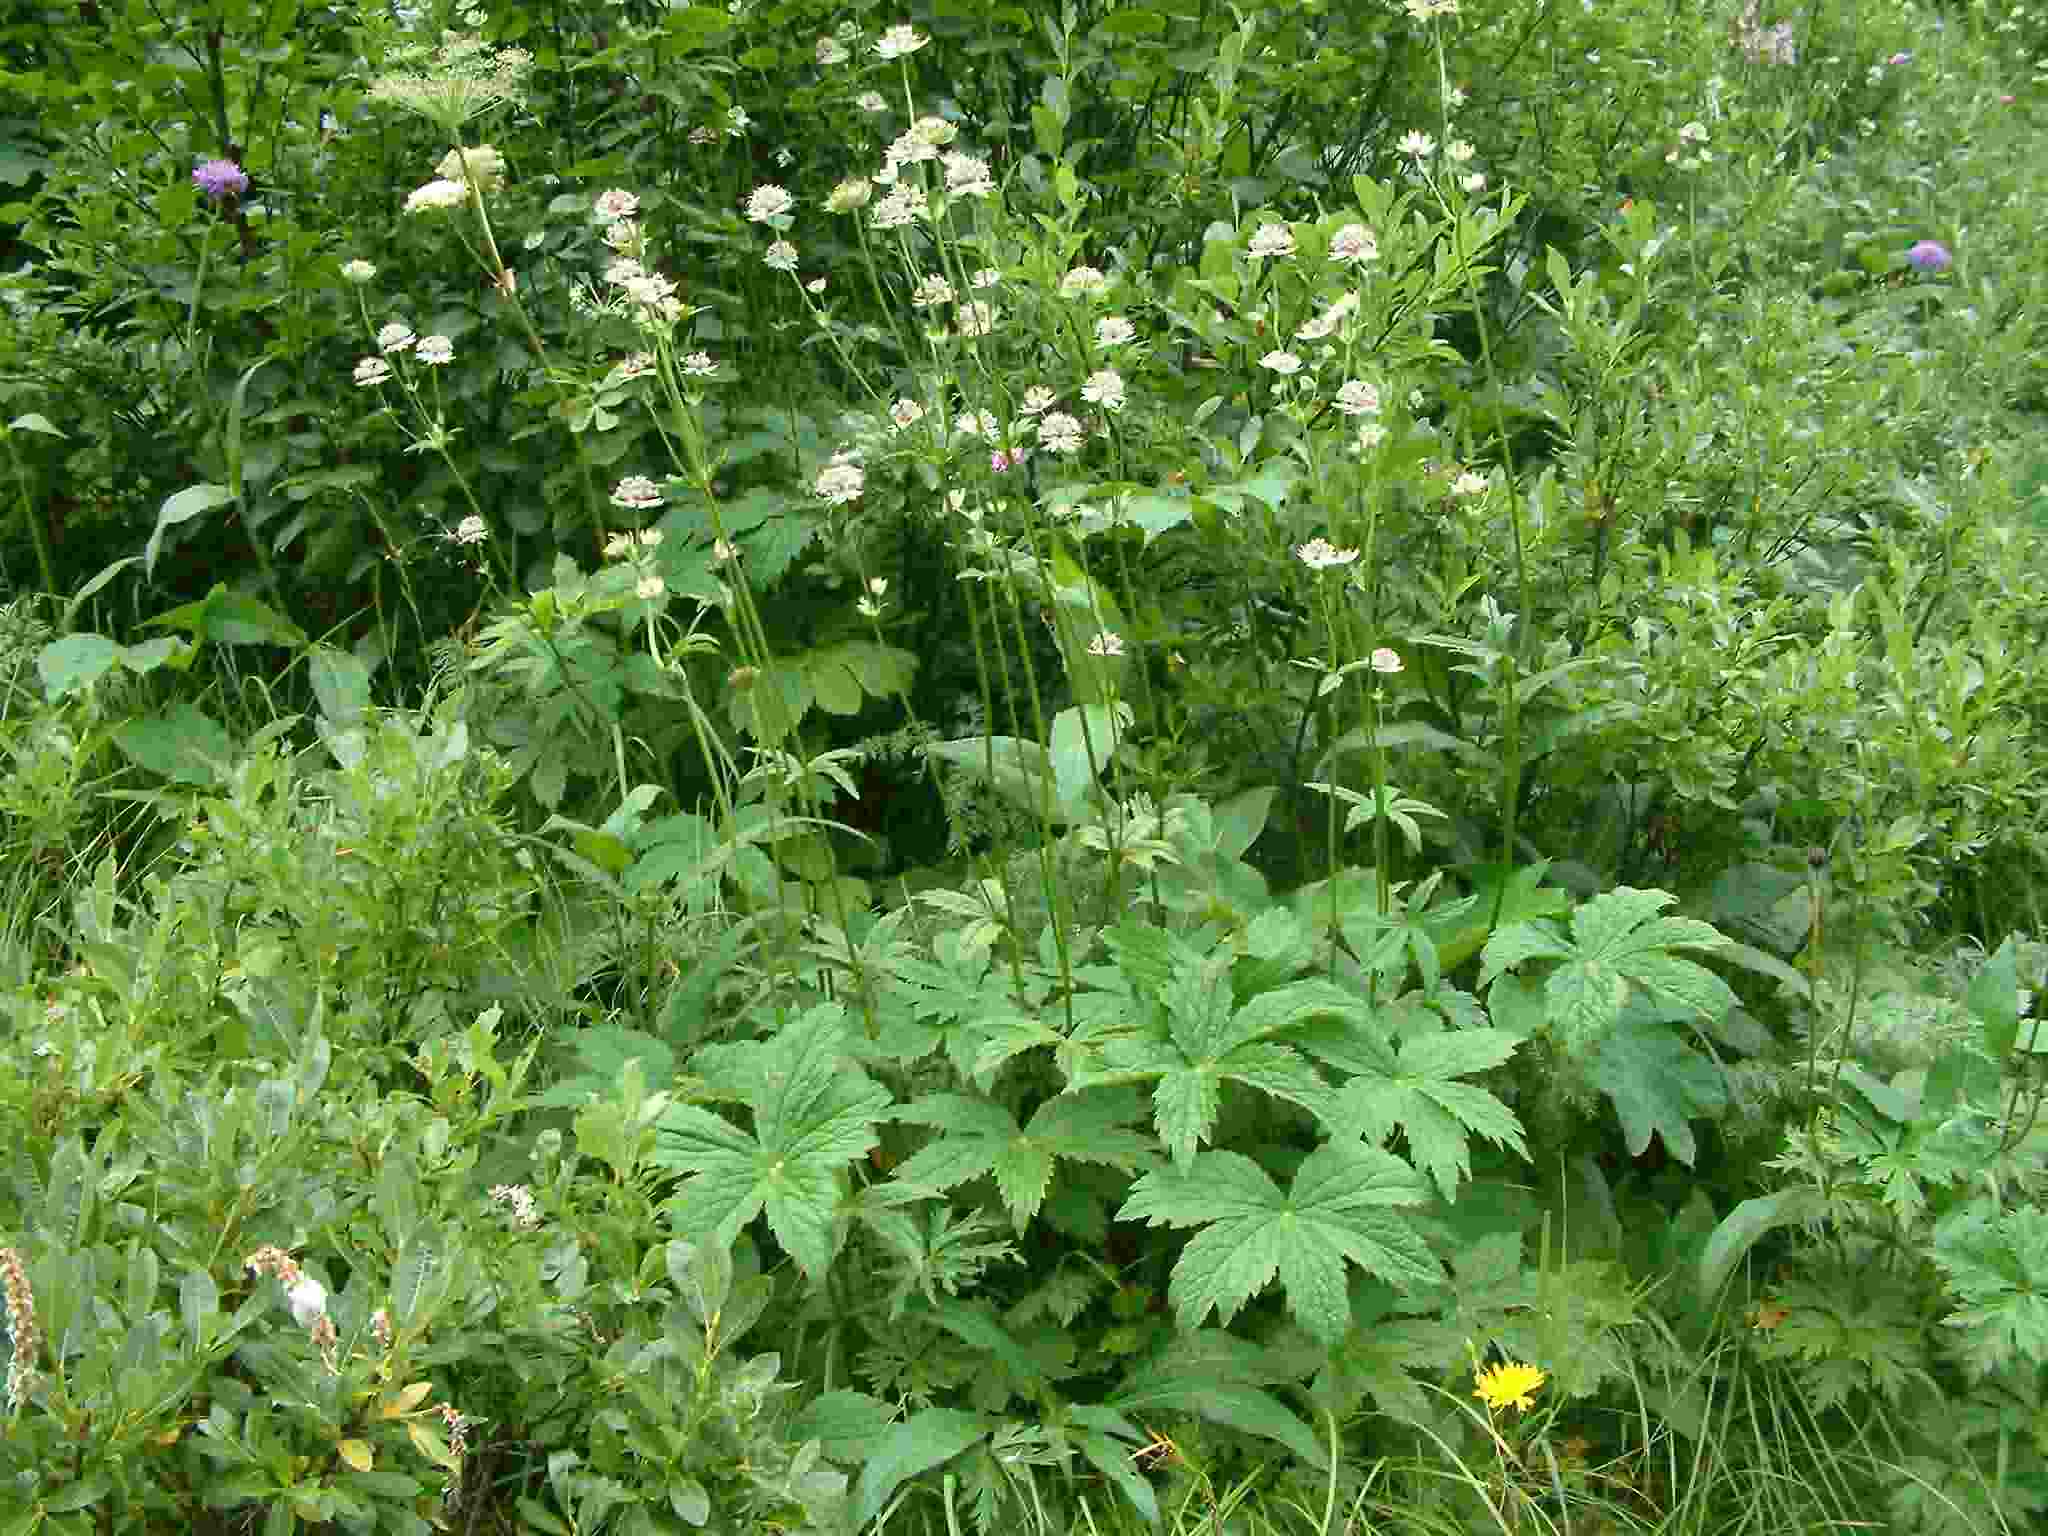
1480,885 -> 1737,1054
654,1004 -> 892,1278
1117,1143 -> 1437,1344
1332,1027 -> 1528,1199
891,1087 -> 1156,1231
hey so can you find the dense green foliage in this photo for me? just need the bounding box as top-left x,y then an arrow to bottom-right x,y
2,1 -> 2048,1533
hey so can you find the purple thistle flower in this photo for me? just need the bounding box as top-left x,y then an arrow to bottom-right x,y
1906,239 -> 1952,273
193,158 -> 249,202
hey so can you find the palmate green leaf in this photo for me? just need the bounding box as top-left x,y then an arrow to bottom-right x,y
654,1005 -> 892,1278
891,1088 -> 1154,1230
1932,1205 -> 2048,1375
1481,886 -> 1737,1055
1117,1144 -> 1436,1344
1335,1029 -> 1527,1199
1588,1011 -> 1727,1165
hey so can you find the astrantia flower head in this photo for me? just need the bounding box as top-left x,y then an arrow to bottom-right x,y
970,267 -> 1001,289
957,300 -> 997,337
682,351 -> 718,377
875,24 -> 928,60
746,183 -> 794,223
825,177 -> 873,212
354,356 -> 394,387
816,35 -> 850,65
1247,223 -> 1297,259
1020,385 -> 1056,416
1906,239 -> 1952,273
1082,368 -> 1126,411
943,151 -> 994,198
1295,537 -> 1359,570
1334,379 -> 1381,416
415,334 -> 454,365
857,90 -> 889,113
1329,223 -> 1379,263
339,258 -> 377,283
1370,646 -> 1404,674
1061,265 -> 1110,298
193,158 -> 249,202
911,274 -> 956,307
1398,129 -> 1436,158
1473,1360 -> 1546,1414
593,188 -> 639,223
889,398 -> 926,427
404,177 -> 469,214
452,514 -> 488,545
376,322 -> 417,354
815,460 -> 866,504
611,475 -> 664,510
1451,469 -> 1491,497
287,1277 -> 329,1330
1259,350 -> 1303,376
1039,411 -> 1084,454
1087,631 -> 1125,657
1095,315 -> 1136,346
764,239 -> 798,271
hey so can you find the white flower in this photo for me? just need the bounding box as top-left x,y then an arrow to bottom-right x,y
1446,139 -> 1476,163
1259,349 -> 1303,375
1247,222 -> 1296,258
403,177 -> 469,213
453,515 -> 488,545
825,177 -> 872,212
416,334 -> 454,365
339,258 -> 377,283
764,239 -> 798,271
886,130 -> 939,168
857,90 -> 888,113
1451,469 -> 1490,497
889,398 -> 926,427
638,528 -> 663,548
489,1184 -> 542,1228
635,575 -> 666,601
376,322 -> 416,354
870,184 -> 926,229
689,126 -> 717,145
959,409 -> 1000,440
1039,411 -> 1084,453
1081,368 -> 1125,411
745,183 -> 794,222
1094,315 -> 1136,346
1019,385 -> 1056,416
604,532 -> 635,560
943,152 -> 993,197
603,219 -> 640,251
957,300 -> 997,337
970,267 -> 1000,289
1370,646 -> 1404,674
593,188 -> 639,222
287,1278 -> 328,1329
857,596 -> 883,619
611,475 -> 664,510
1462,172 -> 1488,193
1329,223 -> 1379,262
1295,537 -> 1360,570
815,460 -> 865,503
1333,379 -> 1381,416
354,356 -> 393,386
1086,631 -> 1125,657
605,257 -> 646,285
623,272 -> 677,308
725,105 -> 751,134
1679,120 -> 1709,144
436,143 -> 506,193
1397,129 -> 1436,158
1295,292 -> 1358,340
806,276 -> 826,293
682,352 -> 718,377
816,35 -> 849,65
911,274 -> 955,307
1357,422 -> 1388,451
875,24 -> 928,59
617,351 -> 655,380
1060,265 -> 1110,298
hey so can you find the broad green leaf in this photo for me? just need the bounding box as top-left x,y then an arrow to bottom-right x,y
1588,1013 -> 1727,1165
38,632 -> 121,699
892,1088 -> 1152,1230
144,483 -> 236,577
1335,1029 -> 1527,1198
1965,936 -> 2022,1059
849,1408 -> 988,1530
113,703 -> 235,785
309,644 -> 373,726
1698,1187 -> 1826,1305
655,1005 -> 891,1277
1117,1144 -> 1435,1344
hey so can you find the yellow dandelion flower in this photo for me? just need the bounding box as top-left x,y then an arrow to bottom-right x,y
1472,1360 -> 1547,1413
